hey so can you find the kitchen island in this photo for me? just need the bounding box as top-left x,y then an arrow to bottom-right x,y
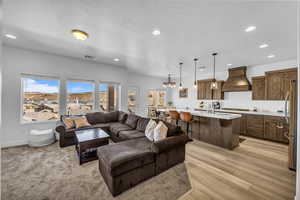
158,109 -> 242,150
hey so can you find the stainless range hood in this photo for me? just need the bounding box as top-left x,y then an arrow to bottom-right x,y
222,66 -> 252,92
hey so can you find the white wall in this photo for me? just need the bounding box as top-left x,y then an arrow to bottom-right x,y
171,59 -> 297,112
1,45 -> 165,147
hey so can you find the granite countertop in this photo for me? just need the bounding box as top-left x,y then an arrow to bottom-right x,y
195,108 -> 286,117
157,109 -> 242,120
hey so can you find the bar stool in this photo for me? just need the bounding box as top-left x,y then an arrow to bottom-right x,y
166,110 -> 180,126
179,112 -> 193,141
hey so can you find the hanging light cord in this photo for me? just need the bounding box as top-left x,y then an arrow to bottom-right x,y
179,62 -> 183,86
213,55 -> 216,80
194,58 -> 197,84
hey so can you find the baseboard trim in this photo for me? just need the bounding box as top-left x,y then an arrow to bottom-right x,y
1,140 -> 28,148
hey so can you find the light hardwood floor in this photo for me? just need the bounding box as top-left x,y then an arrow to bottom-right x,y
180,137 -> 296,200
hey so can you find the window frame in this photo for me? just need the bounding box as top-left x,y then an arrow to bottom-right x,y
65,79 -> 96,115
20,74 -> 61,124
98,81 -> 121,112
127,86 -> 139,113
147,89 -> 167,107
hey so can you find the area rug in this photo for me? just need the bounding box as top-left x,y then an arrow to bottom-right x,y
1,143 -> 191,200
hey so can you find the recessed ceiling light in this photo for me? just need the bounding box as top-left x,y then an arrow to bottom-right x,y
245,26 -> 256,32
5,34 -> 16,39
267,54 -> 275,58
227,64 -> 232,66
259,43 -> 269,48
114,58 -> 120,62
71,29 -> 89,40
152,29 -> 161,36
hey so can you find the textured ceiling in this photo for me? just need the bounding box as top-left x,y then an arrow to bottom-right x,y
3,0 -> 298,77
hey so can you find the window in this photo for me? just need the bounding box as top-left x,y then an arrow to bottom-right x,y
99,83 -> 119,112
127,87 -> 138,113
22,76 -> 60,122
148,90 -> 166,107
66,81 -> 95,115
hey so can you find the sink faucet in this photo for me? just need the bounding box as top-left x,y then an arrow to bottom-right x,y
207,102 -> 215,114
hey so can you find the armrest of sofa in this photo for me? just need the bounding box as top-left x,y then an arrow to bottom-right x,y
151,134 -> 189,154
55,121 -> 66,137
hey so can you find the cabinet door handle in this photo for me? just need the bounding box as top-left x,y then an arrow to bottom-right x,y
284,132 -> 289,139
276,125 -> 284,129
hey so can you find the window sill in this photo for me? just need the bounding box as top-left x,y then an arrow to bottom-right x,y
20,120 -> 59,125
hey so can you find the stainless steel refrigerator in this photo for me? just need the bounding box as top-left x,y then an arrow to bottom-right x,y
286,80 -> 297,170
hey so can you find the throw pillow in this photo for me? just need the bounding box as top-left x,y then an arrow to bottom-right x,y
136,117 -> 150,132
153,121 -> 168,142
118,111 -> 128,123
145,119 -> 157,141
63,117 -> 75,129
74,117 -> 91,129
125,114 -> 140,129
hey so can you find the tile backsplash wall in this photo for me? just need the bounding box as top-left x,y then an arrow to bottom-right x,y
221,91 -> 285,112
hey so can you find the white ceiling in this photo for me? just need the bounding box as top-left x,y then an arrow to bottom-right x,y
3,0 -> 298,77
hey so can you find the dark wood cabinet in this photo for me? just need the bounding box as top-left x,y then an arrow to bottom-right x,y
197,79 -> 224,100
281,69 -> 297,99
212,81 -> 224,100
265,68 -> 297,100
246,115 -> 264,139
264,116 -> 289,144
240,114 -> 247,135
190,111 -> 289,144
197,79 -> 213,100
197,81 -> 207,99
252,76 -> 265,100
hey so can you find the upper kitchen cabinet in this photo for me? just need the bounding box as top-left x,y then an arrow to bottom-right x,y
197,79 -> 224,100
265,68 -> 297,100
197,79 -> 213,100
252,76 -> 265,100
212,81 -> 224,100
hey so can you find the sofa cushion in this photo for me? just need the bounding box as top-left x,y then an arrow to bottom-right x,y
125,114 -> 140,129
97,137 -> 154,177
118,111 -> 128,123
118,130 -> 145,141
92,123 -> 111,129
105,111 -> 119,122
136,118 -> 150,132
109,122 -> 133,136
86,112 -> 106,124
161,121 -> 182,137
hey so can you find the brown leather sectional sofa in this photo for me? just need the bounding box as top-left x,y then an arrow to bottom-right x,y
55,111 -> 189,196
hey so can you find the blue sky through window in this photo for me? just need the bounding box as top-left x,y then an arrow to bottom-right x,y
99,84 -> 108,91
67,82 -> 94,93
24,78 -> 109,94
23,78 -> 59,93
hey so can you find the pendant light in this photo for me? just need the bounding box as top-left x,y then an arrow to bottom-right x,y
179,62 -> 183,90
193,58 -> 198,88
211,53 -> 218,90
162,74 -> 176,88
